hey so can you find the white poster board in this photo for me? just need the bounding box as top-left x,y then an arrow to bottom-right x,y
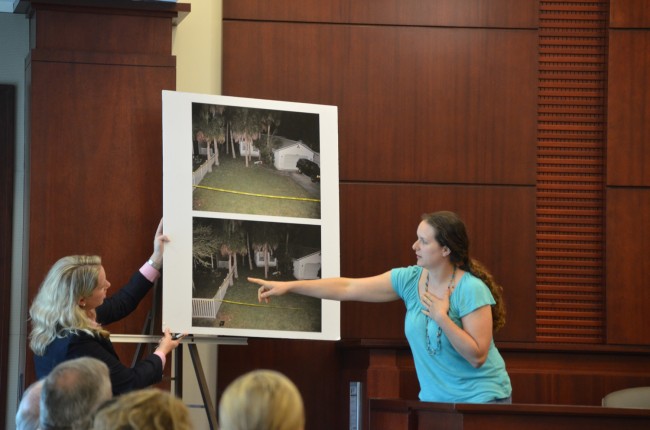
162,91 -> 340,340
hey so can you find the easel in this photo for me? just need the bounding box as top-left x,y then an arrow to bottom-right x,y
114,280 -> 247,430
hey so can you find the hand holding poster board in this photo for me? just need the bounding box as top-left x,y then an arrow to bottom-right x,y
162,91 -> 340,340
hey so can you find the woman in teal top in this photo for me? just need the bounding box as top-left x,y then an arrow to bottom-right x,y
249,211 -> 512,403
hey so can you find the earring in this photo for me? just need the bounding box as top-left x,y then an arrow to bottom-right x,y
80,302 -> 86,308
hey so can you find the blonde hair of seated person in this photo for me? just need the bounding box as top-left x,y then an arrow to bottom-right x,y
219,369 -> 305,430
92,388 -> 192,430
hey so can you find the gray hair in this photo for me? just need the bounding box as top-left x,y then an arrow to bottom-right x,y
15,379 -> 44,430
40,357 -> 112,430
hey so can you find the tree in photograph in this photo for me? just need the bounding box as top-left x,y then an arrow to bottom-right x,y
193,221 -> 220,268
194,104 -> 226,169
218,219 -> 248,280
250,222 -> 284,279
230,107 -> 262,167
194,130 -> 211,172
260,110 -> 281,150
224,108 -> 236,158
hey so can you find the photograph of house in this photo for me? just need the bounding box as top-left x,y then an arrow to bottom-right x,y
191,217 -> 322,333
273,137 -> 318,170
292,250 -> 321,280
191,103 -> 323,220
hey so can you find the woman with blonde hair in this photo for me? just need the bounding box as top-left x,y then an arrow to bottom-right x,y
219,369 -> 305,430
92,388 -> 192,430
29,220 -> 184,395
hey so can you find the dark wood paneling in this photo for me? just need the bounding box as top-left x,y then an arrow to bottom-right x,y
339,343 -> 650,430
220,2 -> 650,430
25,0 -> 182,386
33,9 -> 172,54
611,0 -> 650,28
605,188 -> 650,345
370,399 -> 650,430
503,347 -> 650,405
607,30 -> 650,186
223,22 -> 538,185
535,1 -> 609,344
339,183 -> 537,342
338,342 -> 420,430
340,343 -> 650,406
29,46 -> 176,67
0,84 -> 15,430
224,0 -> 538,28
28,58 -> 173,301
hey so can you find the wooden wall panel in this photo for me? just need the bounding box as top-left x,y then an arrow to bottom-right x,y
503,348 -> 650,405
335,343 -> 650,426
611,0 -> 650,28
223,22 -> 538,185
224,0 -> 538,28
28,59 -> 173,295
33,9 -> 172,54
339,183 -> 536,342
535,1 -> 609,344
605,188 -> 650,345
220,2 -> 650,429
218,339 -> 342,430
607,30 -> 650,186
606,3 -> 650,346
339,345 -> 650,406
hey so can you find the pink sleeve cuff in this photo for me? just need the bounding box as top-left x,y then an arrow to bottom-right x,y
154,351 -> 167,369
139,262 -> 161,283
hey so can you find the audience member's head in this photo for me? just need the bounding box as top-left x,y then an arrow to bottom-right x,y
40,357 -> 112,430
15,379 -> 44,430
92,388 -> 192,430
219,369 -> 305,430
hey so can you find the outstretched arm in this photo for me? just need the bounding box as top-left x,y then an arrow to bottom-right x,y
249,271 -> 399,303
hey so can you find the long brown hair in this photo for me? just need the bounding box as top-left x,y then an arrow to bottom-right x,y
423,211 -> 506,332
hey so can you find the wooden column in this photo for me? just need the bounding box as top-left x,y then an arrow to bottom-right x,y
24,0 -> 189,386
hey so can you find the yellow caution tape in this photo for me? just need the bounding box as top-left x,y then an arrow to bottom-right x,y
193,185 -> 320,203
216,298 -> 303,310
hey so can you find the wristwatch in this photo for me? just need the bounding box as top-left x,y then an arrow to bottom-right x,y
147,258 -> 162,271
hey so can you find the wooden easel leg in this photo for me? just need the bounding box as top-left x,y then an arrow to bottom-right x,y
132,280 -> 159,367
174,344 -> 183,397
188,343 -> 219,430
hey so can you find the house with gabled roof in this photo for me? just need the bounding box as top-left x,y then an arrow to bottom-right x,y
272,136 -> 319,171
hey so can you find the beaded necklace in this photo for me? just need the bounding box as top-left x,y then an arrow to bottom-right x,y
425,265 -> 456,356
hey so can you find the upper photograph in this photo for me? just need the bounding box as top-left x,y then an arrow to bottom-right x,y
192,103 -> 323,219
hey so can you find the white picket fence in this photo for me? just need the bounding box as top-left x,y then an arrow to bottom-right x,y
191,269 -> 235,319
192,155 -> 215,186
192,299 -> 217,319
